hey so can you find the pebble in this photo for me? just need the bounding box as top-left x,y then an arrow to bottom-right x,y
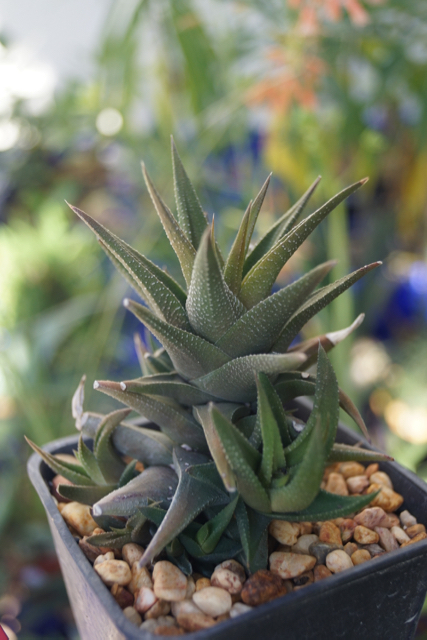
313,565 -> 332,581
400,510 -> 417,528
364,544 -> 385,557
135,587 -> 158,614
406,524 -> 426,538
319,522 -> 342,546
123,606 -> 142,625
94,560 -> 132,587
339,519 -> 357,543
153,561 -> 188,602
401,532 -> 427,546
111,584 -> 134,609
269,520 -> 300,546
339,462 -> 366,478
325,550 -> 353,573
177,611 -> 216,632
79,536 -> 104,563
308,542 -> 341,565
391,526 -> 410,545
350,550 -> 371,565
366,484 -> 404,512
375,527 -> 399,552
354,525 -> 379,545
185,576 -> 195,599
195,578 -> 211,591
154,626 -> 184,636
141,616 -> 177,632
346,475 -> 370,494
298,522 -> 313,535
171,599 -> 202,619
325,473 -> 349,496
211,567 -> 244,595
354,507 -> 391,529
193,587 -> 232,617
292,534 -> 319,555
241,570 -> 287,606
145,599 -> 171,620
364,463 -> 379,477
122,543 -> 144,567
128,564 -> 153,595
270,552 -> 316,579
370,471 -> 393,489
293,570 -> 313,587
230,603 -> 253,618
60,502 -> 98,537
94,551 -> 115,567
343,542 -> 358,557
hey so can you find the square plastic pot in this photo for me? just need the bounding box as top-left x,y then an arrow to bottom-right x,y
28,407 -> 427,640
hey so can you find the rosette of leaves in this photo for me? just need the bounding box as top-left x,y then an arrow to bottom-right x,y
30,139 -> 390,574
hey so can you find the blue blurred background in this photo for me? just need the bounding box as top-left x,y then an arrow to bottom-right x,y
1,1 -> 427,637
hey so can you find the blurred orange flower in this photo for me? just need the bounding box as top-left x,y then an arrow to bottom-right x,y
247,48 -> 325,113
289,0 -> 385,34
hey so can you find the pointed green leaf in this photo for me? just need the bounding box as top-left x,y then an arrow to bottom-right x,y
269,413 -> 325,512
76,436 -> 106,485
196,495 -> 239,554
256,374 -> 287,486
328,444 -> 393,463
93,380 -> 208,452
223,200 -> 252,296
124,298 -> 230,380
107,420 -> 173,467
87,530 -> 132,549
171,136 -> 208,248
139,449 -> 226,565
69,204 -> 189,327
244,174 -> 271,255
94,408 -> 130,484
92,466 -> 178,517
209,405 -> 270,512
243,176 -> 320,277
273,262 -> 381,351
58,483 -> 117,506
274,373 -> 370,441
216,261 -> 335,358
268,489 -> 379,522
240,179 -> 368,308
142,164 -> 196,286
270,347 -> 339,511
25,437 -> 92,486
121,377 -> 217,406
186,227 -> 246,342
193,405 -> 237,492
192,352 -> 306,402
282,347 -> 339,468
235,499 -> 270,573
119,461 -> 138,488
288,313 -> 365,368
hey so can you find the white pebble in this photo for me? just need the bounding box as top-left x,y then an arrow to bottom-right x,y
193,586 -> 232,617
325,550 -> 354,573
230,602 -> 253,618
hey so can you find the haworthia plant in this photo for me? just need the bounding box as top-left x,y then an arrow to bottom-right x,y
28,141 -> 390,574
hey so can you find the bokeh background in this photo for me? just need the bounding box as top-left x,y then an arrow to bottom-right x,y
1,1 -> 427,638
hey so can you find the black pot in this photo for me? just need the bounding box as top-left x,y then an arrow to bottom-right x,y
28,411 -> 427,640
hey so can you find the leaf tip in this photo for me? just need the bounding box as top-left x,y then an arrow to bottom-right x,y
93,381 -> 100,390
360,177 -> 369,185
123,298 -> 130,308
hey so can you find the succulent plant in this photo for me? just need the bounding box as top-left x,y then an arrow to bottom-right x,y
28,139 -> 390,575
